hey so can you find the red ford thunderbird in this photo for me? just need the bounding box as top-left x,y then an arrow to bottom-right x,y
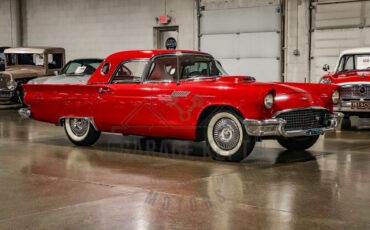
20,50 -> 343,162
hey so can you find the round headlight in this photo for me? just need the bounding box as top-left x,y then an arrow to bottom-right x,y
332,90 -> 340,105
264,93 -> 274,109
320,77 -> 332,84
7,80 -> 17,91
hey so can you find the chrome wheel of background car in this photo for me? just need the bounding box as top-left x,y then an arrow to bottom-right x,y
64,118 -> 101,146
206,111 -> 255,162
277,135 -> 320,151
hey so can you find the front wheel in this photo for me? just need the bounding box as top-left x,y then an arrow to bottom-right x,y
341,117 -> 351,130
64,118 -> 101,146
205,111 -> 255,162
277,135 -> 320,151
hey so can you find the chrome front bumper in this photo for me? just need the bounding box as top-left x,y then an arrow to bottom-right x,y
243,112 -> 343,137
335,101 -> 370,113
18,107 -> 31,118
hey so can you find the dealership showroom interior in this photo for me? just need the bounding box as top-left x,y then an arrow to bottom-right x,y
1,0 -> 370,229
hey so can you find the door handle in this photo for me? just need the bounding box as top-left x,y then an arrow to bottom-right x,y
98,87 -> 111,94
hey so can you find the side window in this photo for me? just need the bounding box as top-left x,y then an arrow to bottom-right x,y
344,56 -> 354,71
111,61 -> 148,83
148,56 -> 177,81
48,53 -> 63,69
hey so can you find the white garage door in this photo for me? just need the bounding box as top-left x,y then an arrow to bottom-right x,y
310,0 -> 370,83
200,5 -> 282,82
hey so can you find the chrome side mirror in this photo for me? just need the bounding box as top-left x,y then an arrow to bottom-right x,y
54,70 -> 60,76
323,64 -> 330,72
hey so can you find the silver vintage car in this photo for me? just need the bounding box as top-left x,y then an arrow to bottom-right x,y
29,58 -> 103,85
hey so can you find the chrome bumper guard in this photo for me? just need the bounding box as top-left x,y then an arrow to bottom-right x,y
18,107 -> 31,118
244,112 -> 344,137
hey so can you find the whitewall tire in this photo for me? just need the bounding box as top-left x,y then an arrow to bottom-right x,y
64,118 -> 101,146
205,111 -> 255,162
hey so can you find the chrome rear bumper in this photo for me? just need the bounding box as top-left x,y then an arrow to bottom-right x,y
244,112 -> 343,137
18,107 -> 31,118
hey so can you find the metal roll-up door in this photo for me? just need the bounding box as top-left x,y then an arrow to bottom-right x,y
200,4 -> 282,82
310,0 -> 370,82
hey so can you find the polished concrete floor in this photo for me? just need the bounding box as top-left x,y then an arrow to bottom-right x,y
0,110 -> 369,230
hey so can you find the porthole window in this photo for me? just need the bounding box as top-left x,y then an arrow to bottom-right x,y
100,62 -> 110,75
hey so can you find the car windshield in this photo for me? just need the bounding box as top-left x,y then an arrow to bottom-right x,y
61,59 -> 103,75
6,53 -> 45,66
337,54 -> 370,72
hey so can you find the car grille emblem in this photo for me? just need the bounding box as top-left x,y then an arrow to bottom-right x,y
359,86 -> 366,95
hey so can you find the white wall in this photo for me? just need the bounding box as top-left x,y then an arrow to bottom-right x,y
0,0 -> 21,47
284,0 -> 310,82
1,0 -> 314,82
22,0 -> 197,61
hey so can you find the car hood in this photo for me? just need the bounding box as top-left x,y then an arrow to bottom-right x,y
2,66 -> 45,79
28,74 -> 91,84
324,71 -> 370,85
185,76 -> 334,111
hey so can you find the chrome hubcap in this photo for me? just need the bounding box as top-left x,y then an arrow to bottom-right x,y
213,118 -> 240,150
69,118 -> 89,137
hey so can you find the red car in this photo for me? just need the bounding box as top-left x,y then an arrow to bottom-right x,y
320,48 -> 370,128
20,50 -> 342,162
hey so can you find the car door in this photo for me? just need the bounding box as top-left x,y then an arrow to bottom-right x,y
94,60 -> 154,135
147,55 -> 216,139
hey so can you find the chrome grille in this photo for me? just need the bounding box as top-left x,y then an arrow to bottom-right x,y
341,85 -> 370,100
0,73 -> 10,90
276,109 -> 330,131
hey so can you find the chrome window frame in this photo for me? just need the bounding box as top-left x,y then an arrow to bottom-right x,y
108,58 -> 150,84
144,53 -> 223,84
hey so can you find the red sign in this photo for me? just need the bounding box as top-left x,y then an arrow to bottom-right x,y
159,15 -> 170,24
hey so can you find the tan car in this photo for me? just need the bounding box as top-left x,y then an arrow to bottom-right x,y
0,47 -> 65,105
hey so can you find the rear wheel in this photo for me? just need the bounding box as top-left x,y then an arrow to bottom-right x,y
277,135 -> 320,151
64,118 -> 101,146
205,111 -> 255,162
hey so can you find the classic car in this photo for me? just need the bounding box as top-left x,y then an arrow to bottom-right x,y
0,47 -> 65,105
28,58 -> 103,85
0,46 -> 10,71
20,50 -> 342,162
0,46 -> 9,61
320,48 -> 370,128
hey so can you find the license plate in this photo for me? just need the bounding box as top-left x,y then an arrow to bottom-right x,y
305,128 -> 322,136
351,101 -> 370,110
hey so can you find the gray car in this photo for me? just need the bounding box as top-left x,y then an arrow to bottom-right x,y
29,58 -> 103,85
